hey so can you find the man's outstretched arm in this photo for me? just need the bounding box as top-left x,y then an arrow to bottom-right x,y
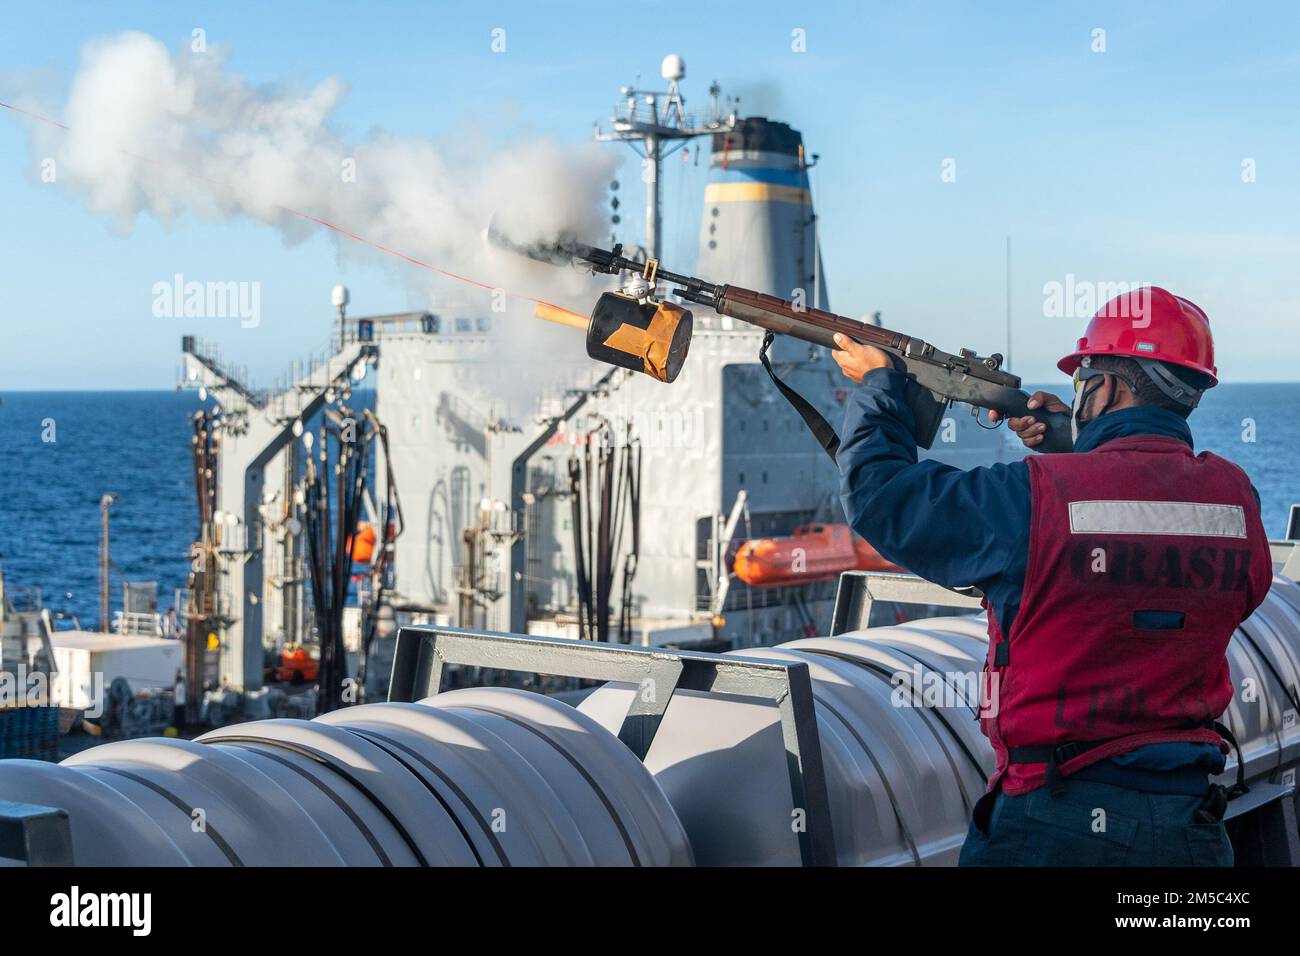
832,335 -> 1030,590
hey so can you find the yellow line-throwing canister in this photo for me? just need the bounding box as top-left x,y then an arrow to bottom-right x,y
585,292 -> 693,383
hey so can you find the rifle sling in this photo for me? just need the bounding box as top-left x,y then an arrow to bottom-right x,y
759,331 -> 840,464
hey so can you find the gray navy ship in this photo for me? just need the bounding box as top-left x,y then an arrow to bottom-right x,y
2,58 -> 1298,867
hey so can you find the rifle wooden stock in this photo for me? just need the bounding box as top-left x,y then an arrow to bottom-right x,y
717,286 -> 903,352
716,285 -> 1074,454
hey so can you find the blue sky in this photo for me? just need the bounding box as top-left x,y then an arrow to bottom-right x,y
2,0 -> 1298,388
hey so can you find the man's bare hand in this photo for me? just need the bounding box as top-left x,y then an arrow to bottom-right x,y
989,391 -> 1070,449
832,333 -> 892,383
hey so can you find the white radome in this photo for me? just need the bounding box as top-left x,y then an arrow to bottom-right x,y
661,54 -> 685,82
331,284 -> 350,308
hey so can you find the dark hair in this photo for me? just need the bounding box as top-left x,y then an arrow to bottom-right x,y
1086,355 -> 1210,418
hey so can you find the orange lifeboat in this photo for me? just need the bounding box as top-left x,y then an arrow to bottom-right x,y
733,523 -> 901,588
348,522 -> 377,564
275,644 -> 320,683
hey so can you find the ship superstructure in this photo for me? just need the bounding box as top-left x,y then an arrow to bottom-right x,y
162,61 -> 1024,706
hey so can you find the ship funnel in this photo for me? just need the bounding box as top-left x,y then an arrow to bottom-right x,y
696,117 -> 829,319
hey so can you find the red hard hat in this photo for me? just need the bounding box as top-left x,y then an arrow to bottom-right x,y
1057,287 -> 1217,385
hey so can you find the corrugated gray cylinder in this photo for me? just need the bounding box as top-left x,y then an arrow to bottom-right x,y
2,578 -> 1298,865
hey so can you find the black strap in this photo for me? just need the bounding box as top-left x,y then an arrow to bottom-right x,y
1008,740 -> 1111,798
1212,720 -> 1249,800
1194,720 -> 1251,823
759,331 -> 840,463
1009,722 -> 1249,801
1007,739 -> 1110,767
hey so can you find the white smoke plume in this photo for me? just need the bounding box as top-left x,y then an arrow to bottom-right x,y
22,31 -> 619,405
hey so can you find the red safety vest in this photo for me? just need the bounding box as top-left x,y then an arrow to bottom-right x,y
980,435 -> 1273,796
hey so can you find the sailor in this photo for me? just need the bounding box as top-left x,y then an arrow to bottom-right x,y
831,288 -> 1272,866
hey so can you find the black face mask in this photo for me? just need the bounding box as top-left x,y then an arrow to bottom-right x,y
1070,374 -> 1117,443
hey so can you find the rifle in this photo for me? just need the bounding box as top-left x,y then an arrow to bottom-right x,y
499,235 -> 1074,457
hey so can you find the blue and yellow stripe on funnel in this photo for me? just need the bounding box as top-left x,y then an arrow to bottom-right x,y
704,165 -> 811,205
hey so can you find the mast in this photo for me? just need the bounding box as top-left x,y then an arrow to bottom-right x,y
595,55 -> 735,261
99,493 -> 117,632
1005,235 -> 1013,372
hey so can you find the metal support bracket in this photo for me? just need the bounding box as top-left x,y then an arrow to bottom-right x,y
830,570 -> 985,635
389,626 -> 837,866
1270,540 -> 1300,584
1224,779 -> 1300,866
0,800 -> 73,866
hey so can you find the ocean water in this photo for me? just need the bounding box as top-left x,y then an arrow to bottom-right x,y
0,385 -> 1297,626
1026,381 -> 1300,537
0,391 -> 203,627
